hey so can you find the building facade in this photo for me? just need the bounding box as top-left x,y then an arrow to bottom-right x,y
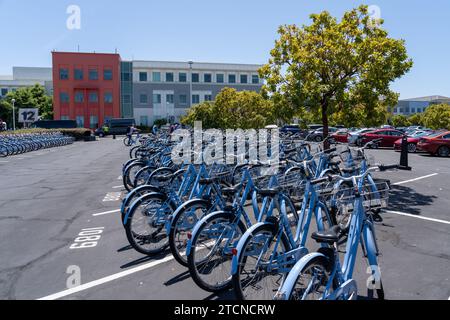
0,67 -> 53,98
131,61 -> 263,126
52,52 -> 121,128
393,95 -> 450,115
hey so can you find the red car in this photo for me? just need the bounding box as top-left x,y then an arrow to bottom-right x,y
394,132 -> 433,153
358,129 -> 405,148
417,131 -> 450,157
332,130 -> 349,143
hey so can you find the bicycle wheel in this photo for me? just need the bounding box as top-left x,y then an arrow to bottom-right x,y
124,193 -> 175,255
123,161 -> 146,191
123,137 -> 132,147
286,255 -> 336,300
169,200 -> 218,267
232,224 -> 290,300
187,212 -> 247,292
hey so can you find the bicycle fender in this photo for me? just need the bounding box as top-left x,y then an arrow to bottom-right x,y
123,192 -> 167,225
231,222 -> 270,275
121,185 -> 160,214
276,252 -> 327,300
186,210 -> 225,256
170,198 -> 211,230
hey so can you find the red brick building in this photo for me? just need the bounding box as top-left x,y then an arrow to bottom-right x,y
52,52 -> 121,128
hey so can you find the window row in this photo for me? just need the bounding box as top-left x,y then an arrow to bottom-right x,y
138,71 -> 260,84
59,92 -> 113,103
59,68 -> 113,81
139,93 -> 213,105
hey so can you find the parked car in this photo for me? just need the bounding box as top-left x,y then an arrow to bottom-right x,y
308,127 -> 339,142
348,128 -> 376,145
394,131 -> 434,153
281,124 -> 301,134
358,129 -> 405,148
381,125 -> 395,129
332,129 -> 350,143
417,131 -> 450,157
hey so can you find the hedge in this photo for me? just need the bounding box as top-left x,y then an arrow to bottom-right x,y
0,128 -> 92,140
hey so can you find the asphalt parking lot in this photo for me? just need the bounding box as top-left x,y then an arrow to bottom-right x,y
0,138 -> 449,300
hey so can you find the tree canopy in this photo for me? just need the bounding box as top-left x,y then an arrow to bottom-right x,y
259,5 -> 413,143
0,84 -> 53,129
181,88 -> 276,129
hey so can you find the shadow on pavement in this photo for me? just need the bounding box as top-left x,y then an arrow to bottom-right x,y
388,185 -> 437,215
164,271 -> 191,287
120,249 -> 171,269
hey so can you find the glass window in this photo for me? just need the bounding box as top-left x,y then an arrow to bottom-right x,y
153,94 -> 161,104
166,73 -> 174,82
60,68 -> 69,80
139,72 -> 147,82
121,72 -> 131,81
61,116 -> 70,121
140,116 -> 148,127
104,69 -> 113,80
179,73 -> 187,82
60,92 -> 69,103
139,94 -> 148,104
89,92 -> 98,103
216,74 -> 224,83
240,74 -> 248,84
204,74 -> 212,83
167,94 -> 174,104
192,94 -> 200,104
192,73 -> 199,83
443,134 -> 450,140
252,75 -> 259,84
90,116 -> 99,129
76,116 -> 84,128
74,68 -> 83,80
152,72 -> 161,82
75,91 -> 84,103
104,92 -> 113,103
179,94 -> 187,105
122,95 -> 131,104
205,95 -> 212,102
1,88 -> 8,96
89,69 -> 98,80
228,74 -> 236,84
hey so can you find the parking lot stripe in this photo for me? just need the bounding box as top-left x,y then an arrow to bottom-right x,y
112,186 -> 123,189
392,173 -> 438,186
93,209 -> 120,217
386,210 -> 450,225
37,255 -> 175,300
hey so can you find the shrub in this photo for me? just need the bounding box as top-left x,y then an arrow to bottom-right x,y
154,119 -> 168,127
0,128 -> 92,140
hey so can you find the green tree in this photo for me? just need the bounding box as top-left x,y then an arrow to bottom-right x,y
390,114 -> 411,127
259,5 -> 413,145
421,104 -> 450,130
182,88 -> 275,129
408,113 -> 424,126
0,84 -> 53,129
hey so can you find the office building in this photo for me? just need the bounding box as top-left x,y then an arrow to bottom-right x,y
0,67 -> 52,98
393,95 -> 450,115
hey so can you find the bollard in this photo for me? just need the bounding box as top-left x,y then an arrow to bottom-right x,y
399,135 -> 412,171
113,134 -> 116,140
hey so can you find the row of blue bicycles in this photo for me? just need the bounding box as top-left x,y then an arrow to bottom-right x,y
119,131 -> 398,300
0,132 -> 75,158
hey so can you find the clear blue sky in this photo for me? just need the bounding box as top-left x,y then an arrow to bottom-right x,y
0,0 -> 449,99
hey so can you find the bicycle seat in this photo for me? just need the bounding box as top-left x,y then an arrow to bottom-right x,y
154,174 -> 175,182
312,225 -> 341,244
342,166 -> 361,174
222,185 -> 240,196
257,187 -> 281,197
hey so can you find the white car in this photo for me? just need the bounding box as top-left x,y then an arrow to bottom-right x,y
348,128 -> 376,145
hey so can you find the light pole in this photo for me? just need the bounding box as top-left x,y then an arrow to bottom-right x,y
188,61 -> 194,107
11,98 -> 16,131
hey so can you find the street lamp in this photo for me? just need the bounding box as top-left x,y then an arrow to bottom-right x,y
11,98 -> 16,131
188,61 -> 194,107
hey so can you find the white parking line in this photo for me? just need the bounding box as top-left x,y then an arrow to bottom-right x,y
392,173 -> 438,186
103,192 -> 122,202
0,161 -> 9,163
112,186 -> 123,189
92,209 -> 120,217
386,210 -> 450,225
118,176 -> 122,180
37,255 -> 175,300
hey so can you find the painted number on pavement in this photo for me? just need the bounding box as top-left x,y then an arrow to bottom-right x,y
69,227 -> 104,250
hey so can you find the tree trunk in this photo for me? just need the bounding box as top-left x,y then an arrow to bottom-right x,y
322,101 -> 330,150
